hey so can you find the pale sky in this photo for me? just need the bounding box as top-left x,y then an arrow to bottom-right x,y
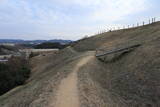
0,0 -> 160,40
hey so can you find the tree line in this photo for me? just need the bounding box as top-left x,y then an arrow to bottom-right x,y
0,56 -> 30,95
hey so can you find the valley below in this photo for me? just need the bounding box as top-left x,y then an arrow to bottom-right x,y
0,22 -> 160,107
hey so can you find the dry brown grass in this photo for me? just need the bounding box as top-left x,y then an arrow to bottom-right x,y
72,22 -> 160,52
0,22 -> 160,107
76,22 -> 160,107
0,47 -> 81,107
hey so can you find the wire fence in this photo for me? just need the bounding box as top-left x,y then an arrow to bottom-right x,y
93,17 -> 160,57
94,17 -> 160,35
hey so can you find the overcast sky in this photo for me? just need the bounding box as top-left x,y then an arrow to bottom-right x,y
0,0 -> 160,40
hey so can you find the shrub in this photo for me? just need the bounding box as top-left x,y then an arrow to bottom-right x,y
0,57 -> 30,95
29,52 -> 39,58
34,42 -> 68,49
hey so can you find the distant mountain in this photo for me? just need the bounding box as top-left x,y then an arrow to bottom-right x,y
0,39 -> 72,44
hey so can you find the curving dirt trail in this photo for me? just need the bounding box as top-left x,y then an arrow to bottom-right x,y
53,56 -> 93,107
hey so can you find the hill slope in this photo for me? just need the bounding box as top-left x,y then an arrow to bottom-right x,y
74,22 -> 160,107
0,22 -> 160,107
0,45 -> 19,55
72,22 -> 160,52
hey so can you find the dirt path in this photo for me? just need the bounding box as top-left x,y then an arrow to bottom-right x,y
54,56 -> 93,107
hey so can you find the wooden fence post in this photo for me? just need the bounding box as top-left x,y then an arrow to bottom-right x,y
152,18 -> 154,23
154,17 -> 156,22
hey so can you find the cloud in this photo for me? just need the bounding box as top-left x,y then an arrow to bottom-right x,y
0,0 -> 152,40
90,0 -> 149,22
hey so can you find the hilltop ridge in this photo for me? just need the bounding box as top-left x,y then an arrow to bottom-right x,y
0,21 -> 160,107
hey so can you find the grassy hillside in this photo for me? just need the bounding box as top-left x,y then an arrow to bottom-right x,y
0,46 -> 87,106
0,45 -> 18,55
76,22 -> 160,106
0,22 -> 160,107
72,22 -> 160,52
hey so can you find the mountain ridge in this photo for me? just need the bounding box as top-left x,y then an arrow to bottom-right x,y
0,39 -> 72,44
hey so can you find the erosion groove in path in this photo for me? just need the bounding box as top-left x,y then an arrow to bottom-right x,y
54,56 -> 93,107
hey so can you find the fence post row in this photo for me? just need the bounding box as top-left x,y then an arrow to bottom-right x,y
95,17 -> 158,35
